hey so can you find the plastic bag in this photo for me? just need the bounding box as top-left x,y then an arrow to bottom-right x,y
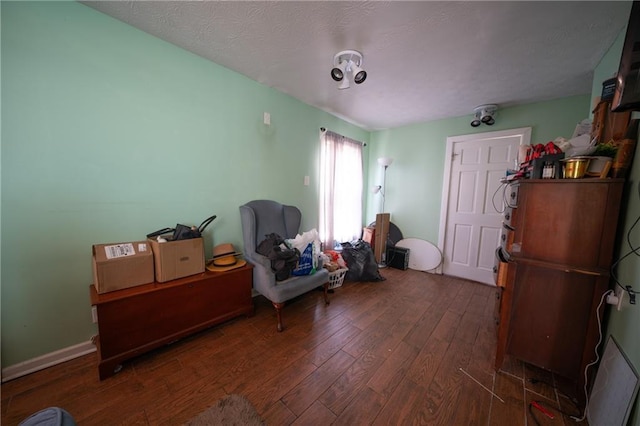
340,240 -> 385,282
292,243 -> 315,276
286,228 -> 321,270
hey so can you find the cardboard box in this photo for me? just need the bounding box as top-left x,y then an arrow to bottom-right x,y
148,237 -> 205,283
93,241 -> 155,294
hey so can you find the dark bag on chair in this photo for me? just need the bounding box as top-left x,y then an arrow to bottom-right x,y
257,233 -> 300,281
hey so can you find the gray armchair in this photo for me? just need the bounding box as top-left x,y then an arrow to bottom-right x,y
239,200 -> 330,331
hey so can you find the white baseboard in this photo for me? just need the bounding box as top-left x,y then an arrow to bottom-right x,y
2,340 -> 96,383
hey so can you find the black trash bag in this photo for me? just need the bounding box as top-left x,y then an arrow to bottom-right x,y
340,240 -> 385,282
256,233 -> 300,281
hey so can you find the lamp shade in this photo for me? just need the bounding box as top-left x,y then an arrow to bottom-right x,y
378,157 -> 394,167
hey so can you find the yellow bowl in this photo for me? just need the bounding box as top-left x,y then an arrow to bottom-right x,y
562,157 -> 591,179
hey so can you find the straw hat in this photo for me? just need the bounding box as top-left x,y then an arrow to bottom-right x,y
206,243 -> 247,272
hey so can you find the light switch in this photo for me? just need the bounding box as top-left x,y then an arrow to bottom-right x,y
304,176 -> 310,186
263,112 -> 271,126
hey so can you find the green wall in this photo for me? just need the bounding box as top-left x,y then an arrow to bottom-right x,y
0,2 -> 368,367
592,22 -> 640,426
366,95 -> 590,244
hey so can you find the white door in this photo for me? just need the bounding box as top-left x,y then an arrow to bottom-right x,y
438,128 -> 531,285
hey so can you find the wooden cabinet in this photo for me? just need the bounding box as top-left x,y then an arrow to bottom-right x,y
495,179 -> 624,395
90,265 -> 254,380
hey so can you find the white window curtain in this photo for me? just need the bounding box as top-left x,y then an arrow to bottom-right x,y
319,129 -> 364,250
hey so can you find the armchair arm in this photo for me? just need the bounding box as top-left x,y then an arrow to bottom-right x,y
245,251 -> 277,299
245,251 -> 270,270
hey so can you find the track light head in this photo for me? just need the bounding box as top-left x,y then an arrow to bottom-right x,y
470,110 -> 482,127
331,61 -> 347,82
351,63 -> 367,84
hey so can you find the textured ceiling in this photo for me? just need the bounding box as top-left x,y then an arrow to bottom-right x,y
83,1 -> 632,131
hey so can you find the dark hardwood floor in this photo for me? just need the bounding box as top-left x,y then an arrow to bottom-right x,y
1,268 -> 588,425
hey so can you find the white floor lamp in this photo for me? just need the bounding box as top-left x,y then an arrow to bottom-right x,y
373,157 -> 393,266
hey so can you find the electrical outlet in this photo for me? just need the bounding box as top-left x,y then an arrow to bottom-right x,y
615,286 -> 625,311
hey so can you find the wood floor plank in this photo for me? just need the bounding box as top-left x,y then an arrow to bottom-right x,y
490,371 -> 526,426
469,321 -> 498,374
318,347 -> 386,415
333,386 -> 386,425
341,321 -> 389,359
367,340 -> 418,398
450,366 -> 492,426
409,340 -> 474,425
448,278 -> 475,316
292,400 -> 336,425
401,302 -> 443,350
306,323 -> 362,367
143,376 -> 227,425
430,309 -> 463,343
281,350 -> 355,416
405,336 -> 449,388
371,377 -> 428,425
240,356 -> 318,414
261,399 -> 297,426
524,362 -> 558,402
453,309 -> 482,345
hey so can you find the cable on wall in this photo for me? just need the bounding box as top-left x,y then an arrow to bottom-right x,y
610,181 -> 640,304
572,289 -> 612,422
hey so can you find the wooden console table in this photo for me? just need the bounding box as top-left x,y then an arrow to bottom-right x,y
90,264 -> 253,380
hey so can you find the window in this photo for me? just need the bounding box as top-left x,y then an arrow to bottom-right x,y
319,129 -> 363,249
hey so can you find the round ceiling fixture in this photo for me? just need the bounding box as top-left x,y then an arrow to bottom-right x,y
330,50 -> 367,89
470,104 -> 498,127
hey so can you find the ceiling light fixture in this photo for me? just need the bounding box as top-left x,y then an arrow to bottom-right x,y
470,104 -> 498,127
330,50 -> 367,89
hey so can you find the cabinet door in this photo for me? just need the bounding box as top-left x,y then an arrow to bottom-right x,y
506,262 -> 609,380
512,180 -> 623,269
97,269 -> 252,358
